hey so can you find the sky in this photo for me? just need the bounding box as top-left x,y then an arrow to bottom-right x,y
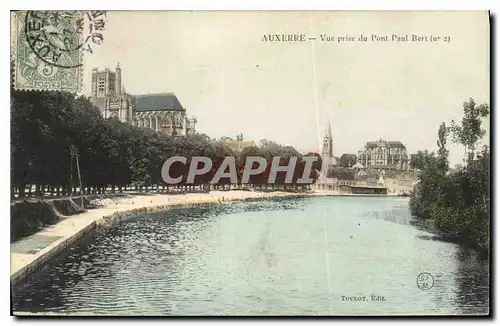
82,11 -> 490,166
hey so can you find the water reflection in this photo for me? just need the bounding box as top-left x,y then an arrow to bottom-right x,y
453,248 -> 490,315
12,196 -> 489,315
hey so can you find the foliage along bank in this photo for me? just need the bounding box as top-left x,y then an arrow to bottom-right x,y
409,98 -> 490,256
11,90 -> 320,199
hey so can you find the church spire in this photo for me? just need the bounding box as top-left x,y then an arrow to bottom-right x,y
325,119 -> 332,140
321,118 -> 333,161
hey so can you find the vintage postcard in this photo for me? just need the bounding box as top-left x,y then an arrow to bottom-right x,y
10,11 -> 490,316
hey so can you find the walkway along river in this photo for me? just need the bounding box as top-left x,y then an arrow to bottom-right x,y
12,196 -> 489,315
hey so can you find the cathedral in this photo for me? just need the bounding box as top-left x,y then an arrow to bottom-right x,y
320,121 -> 338,167
89,63 -> 197,136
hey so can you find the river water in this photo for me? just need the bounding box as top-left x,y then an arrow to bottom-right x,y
12,196 -> 489,316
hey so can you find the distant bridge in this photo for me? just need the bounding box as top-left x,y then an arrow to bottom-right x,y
313,178 -> 414,195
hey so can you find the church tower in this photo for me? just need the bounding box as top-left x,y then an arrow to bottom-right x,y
321,120 -> 334,165
91,68 -> 98,97
115,62 -> 121,95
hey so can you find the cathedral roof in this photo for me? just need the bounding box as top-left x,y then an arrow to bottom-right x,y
365,140 -> 406,150
131,93 -> 185,112
387,141 -> 406,149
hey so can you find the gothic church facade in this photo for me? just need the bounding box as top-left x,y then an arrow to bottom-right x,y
90,63 -> 197,136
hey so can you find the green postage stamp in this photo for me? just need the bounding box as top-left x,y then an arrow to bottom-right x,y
11,11 -> 106,92
11,11 -> 83,92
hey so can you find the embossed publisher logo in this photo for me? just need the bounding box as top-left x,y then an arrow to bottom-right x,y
417,272 -> 434,290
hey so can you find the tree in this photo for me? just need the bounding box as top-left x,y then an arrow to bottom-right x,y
430,145 -> 490,250
410,150 -> 434,170
11,89 -> 311,198
451,164 -> 463,173
436,122 -> 449,175
409,122 -> 451,220
259,139 -> 301,161
449,98 -> 489,164
339,154 -> 357,168
304,152 -> 322,184
409,98 -> 490,255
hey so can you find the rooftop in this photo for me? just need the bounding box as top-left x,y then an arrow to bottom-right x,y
365,140 -> 406,150
224,141 -> 259,153
352,162 -> 364,169
225,140 -> 257,148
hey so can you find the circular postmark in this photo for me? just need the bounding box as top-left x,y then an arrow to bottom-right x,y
24,10 -> 106,69
416,272 -> 434,290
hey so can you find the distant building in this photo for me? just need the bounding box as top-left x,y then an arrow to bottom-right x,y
90,63 -> 197,136
225,140 -> 257,153
311,121 -> 338,190
352,162 -> 364,169
131,93 -> 196,135
357,138 -> 409,170
320,121 -> 338,166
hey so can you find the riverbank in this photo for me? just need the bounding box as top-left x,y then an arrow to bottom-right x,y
12,194 -> 489,316
411,217 -> 489,260
10,190 -> 311,287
